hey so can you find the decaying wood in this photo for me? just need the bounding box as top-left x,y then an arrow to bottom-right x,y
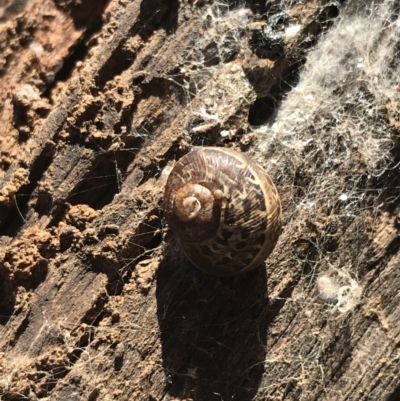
0,0 -> 399,400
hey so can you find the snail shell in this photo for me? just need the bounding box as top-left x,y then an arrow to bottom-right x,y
164,147 -> 282,276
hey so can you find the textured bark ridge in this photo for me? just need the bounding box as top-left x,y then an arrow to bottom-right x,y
0,1 -> 400,400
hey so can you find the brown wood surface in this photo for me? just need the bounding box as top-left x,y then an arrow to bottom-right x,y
0,1 -> 399,400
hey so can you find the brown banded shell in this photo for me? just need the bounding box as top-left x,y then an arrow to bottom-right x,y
163,146 -> 282,276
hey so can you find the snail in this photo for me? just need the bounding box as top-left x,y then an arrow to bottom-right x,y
163,146 -> 282,276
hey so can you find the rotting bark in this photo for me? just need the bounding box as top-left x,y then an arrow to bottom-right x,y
0,1 -> 400,401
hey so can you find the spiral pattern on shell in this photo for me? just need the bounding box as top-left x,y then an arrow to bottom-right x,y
164,146 -> 282,276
